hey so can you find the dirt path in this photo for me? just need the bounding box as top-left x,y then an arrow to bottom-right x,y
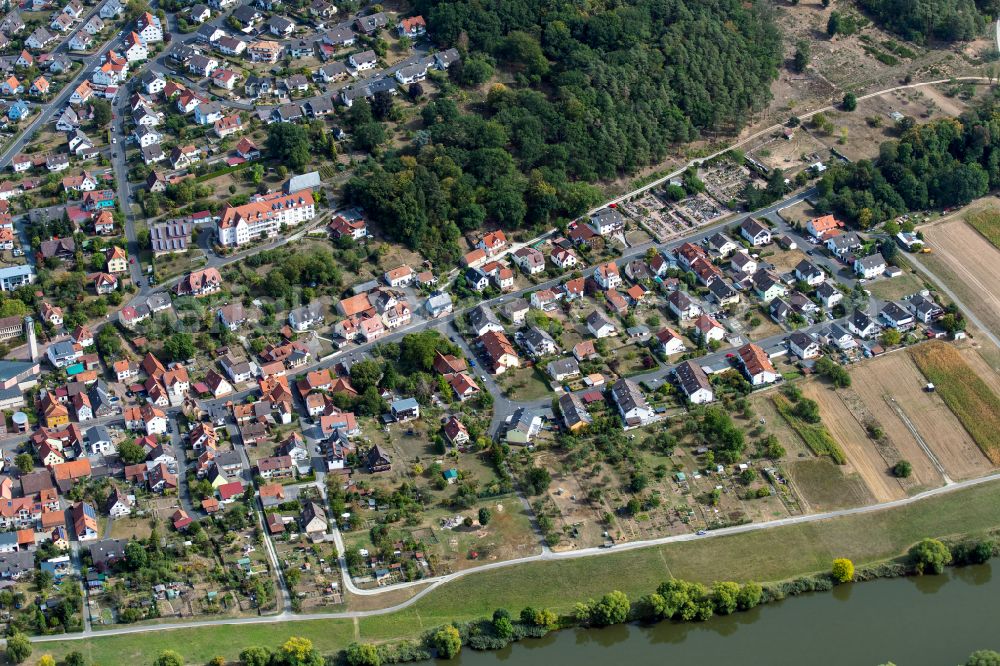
848,362 -> 944,490
802,383 -> 904,502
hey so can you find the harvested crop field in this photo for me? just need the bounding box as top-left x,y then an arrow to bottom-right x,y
910,342 -> 1000,466
852,349 -> 992,481
800,382 -> 904,503
957,346 -> 1000,397
846,362 -> 944,492
922,217 -> 1000,334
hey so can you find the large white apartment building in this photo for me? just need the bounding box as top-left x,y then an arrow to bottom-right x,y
216,190 -> 315,247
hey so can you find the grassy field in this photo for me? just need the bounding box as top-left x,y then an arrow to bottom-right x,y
499,366 -> 554,401
773,394 -> 847,464
786,457 -> 876,512
966,208 -> 1000,249
39,479 -> 1000,665
910,342 -> 1000,464
865,272 -> 926,302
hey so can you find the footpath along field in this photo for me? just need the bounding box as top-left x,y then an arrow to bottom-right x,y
910,342 -> 1000,465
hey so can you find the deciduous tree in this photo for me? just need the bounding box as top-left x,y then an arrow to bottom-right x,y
910,538 -> 952,574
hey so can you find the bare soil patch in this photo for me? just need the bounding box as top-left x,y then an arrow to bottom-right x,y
800,382 -> 904,502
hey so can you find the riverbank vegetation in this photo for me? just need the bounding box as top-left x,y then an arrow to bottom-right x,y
36,479 -> 1000,665
44,533 -> 992,665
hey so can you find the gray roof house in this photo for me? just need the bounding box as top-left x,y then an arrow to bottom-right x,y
288,302 -> 324,332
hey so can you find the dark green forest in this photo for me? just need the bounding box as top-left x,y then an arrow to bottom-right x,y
856,0 -> 994,42
345,0 -> 782,264
816,97 -> 1000,227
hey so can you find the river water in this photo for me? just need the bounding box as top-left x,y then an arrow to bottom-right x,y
441,565 -> 1000,665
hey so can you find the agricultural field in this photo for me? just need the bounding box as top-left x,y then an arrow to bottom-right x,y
784,458 -> 875,512
800,382 -> 905,503
836,379 -> 943,494
910,342 -> 1000,466
921,214 -> 1000,336
851,349 -> 993,481
966,208 -> 1000,250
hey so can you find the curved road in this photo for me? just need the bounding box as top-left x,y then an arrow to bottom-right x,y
32,470 -> 1000,643
8,69 -> 1000,644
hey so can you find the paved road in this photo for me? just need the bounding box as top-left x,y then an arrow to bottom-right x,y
0,22 -> 129,170
109,85 -> 145,288
30,469 -> 1000,643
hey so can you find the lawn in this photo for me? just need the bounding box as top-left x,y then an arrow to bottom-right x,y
498,366 -> 554,401
965,208 -> 1000,250
38,619 -> 358,666
40,479 -> 1000,665
865,271 -> 926,301
910,342 -> 1000,464
772,394 -> 846,464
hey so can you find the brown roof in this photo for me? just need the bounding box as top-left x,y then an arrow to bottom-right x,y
738,343 -> 775,376
433,350 -> 467,375
257,455 -> 292,472
52,459 -> 91,481
259,483 -> 285,500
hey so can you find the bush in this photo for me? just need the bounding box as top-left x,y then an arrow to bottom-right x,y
344,643 -> 381,666
831,558 -> 855,583
892,460 -> 912,478
910,538 -> 952,574
430,625 -> 462,659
